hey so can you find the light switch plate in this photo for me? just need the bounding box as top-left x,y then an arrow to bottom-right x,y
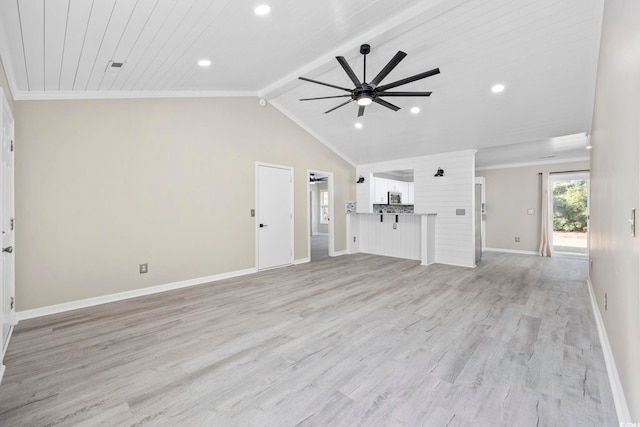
527,209 -> 535,215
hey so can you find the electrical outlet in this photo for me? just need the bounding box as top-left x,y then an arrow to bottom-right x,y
393,223 -> 397,230
515,237 -> 520,242
250,209 -> 255,217
353,236 -> 356,242
604,292 -> 607,311
140,263 -> 148,274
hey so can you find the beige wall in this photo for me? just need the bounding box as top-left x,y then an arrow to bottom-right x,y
590,0 -> 640,419
477,161 -> 589,253
15,97 -> 355,310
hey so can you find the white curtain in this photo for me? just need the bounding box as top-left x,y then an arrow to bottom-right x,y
539,172 -> 552,256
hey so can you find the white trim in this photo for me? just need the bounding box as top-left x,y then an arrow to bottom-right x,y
16,267 -> 257,321
475,156 -> 590,171
484,247 -> 539,256
293,257 -> 310,265
586,277 -> 631,423
332,250 -> 349,257
12,90 -> 257,101
268,100 -> 356,167
307,169 -> 336,261
0,364 -> 4,385
257,0 -> 453,99
1,324 -> 13,362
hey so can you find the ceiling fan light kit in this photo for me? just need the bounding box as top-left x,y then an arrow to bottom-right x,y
298,44 -> 439,117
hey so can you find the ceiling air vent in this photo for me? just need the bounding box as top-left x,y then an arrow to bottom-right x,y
105,60 -> 126,73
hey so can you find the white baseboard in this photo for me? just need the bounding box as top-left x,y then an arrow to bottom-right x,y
332,250 -> 348,257
16,267 -> 258,321
1,324 -> 14,361
293,257 -> 310,265
0,323 -> 14,386
484,247 -> 539,256
586,277 -> 631,423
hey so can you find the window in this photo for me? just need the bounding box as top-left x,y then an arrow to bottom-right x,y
320,190 -> 329,224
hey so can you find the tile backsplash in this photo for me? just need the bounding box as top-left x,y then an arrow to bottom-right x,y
372,204 -> 414,213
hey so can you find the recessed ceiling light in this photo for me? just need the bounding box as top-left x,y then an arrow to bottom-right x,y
586,145 -> 592,150
254,5 -> 271,15
410,107 -> 420,114
491,84 -> 505,93
355,123 -> 363,129
198,59 -> 212,67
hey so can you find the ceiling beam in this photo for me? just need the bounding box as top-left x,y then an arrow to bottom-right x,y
257,0 -> 469,100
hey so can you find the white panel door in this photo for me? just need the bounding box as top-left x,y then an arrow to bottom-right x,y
1,91 -> 14,352
257,164 -> 293,270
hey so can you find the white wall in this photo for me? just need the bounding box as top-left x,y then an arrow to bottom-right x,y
356,150 -> 476,267
589,0 -> 640,419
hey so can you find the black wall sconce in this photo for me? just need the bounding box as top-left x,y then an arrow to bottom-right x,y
357,176 -> 365,184
434,168 -> 444,177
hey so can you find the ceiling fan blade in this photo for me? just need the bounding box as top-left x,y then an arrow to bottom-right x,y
370,51 -> 407,86
324,99 -> 354,114
376,68 -> 440,92
298,77 -> 352,92
299,94 -> 353,101
336,56 -> 362,87
373,97 -> 400,111
358,105 -> 365,117
377,91 -> 432,97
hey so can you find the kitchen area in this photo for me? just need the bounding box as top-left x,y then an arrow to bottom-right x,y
347,150 -> 479,269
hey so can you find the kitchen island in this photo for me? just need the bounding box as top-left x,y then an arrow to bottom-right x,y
347,212 -> 437,265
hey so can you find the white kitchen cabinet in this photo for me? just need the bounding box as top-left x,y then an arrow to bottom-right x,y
373,177 -> 389,203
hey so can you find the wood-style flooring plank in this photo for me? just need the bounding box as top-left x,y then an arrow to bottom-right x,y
0,252 -> 617,426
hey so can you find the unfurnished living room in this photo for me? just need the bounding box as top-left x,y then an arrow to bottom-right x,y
0,0 -> 638,425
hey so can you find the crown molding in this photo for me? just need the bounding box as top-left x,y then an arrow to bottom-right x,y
13,90 -> 257,101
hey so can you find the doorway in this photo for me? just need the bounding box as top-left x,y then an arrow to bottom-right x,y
308,170 -> 334,261
549,172 -> 589,256
256,163 -> 293,270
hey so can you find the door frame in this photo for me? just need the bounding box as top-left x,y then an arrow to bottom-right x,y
0,87 -> 15,374
474,176 -> 486,251
548,171 -> 590,258
255,162 -> 294,270
307,169 -> 335,259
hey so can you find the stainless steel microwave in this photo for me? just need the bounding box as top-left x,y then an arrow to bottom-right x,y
388,191 -> 402,205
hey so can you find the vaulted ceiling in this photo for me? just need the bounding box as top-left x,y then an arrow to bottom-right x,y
0,0 -> 602,166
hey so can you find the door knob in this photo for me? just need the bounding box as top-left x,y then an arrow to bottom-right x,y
3,246 -> 13,253
259,224 -> 268,228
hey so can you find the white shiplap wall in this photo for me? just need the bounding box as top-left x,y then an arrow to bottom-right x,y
357,214 -> 421,260
356,150 -> 476,267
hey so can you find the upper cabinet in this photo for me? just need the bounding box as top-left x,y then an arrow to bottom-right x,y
373,174 -> 414,204
373,177 -> 389,203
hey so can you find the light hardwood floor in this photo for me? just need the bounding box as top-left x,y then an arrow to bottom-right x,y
0,252 -> 617,426
310,234 -> 329,261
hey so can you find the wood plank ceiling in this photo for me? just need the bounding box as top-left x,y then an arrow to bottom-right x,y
0,0 -> 602,165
